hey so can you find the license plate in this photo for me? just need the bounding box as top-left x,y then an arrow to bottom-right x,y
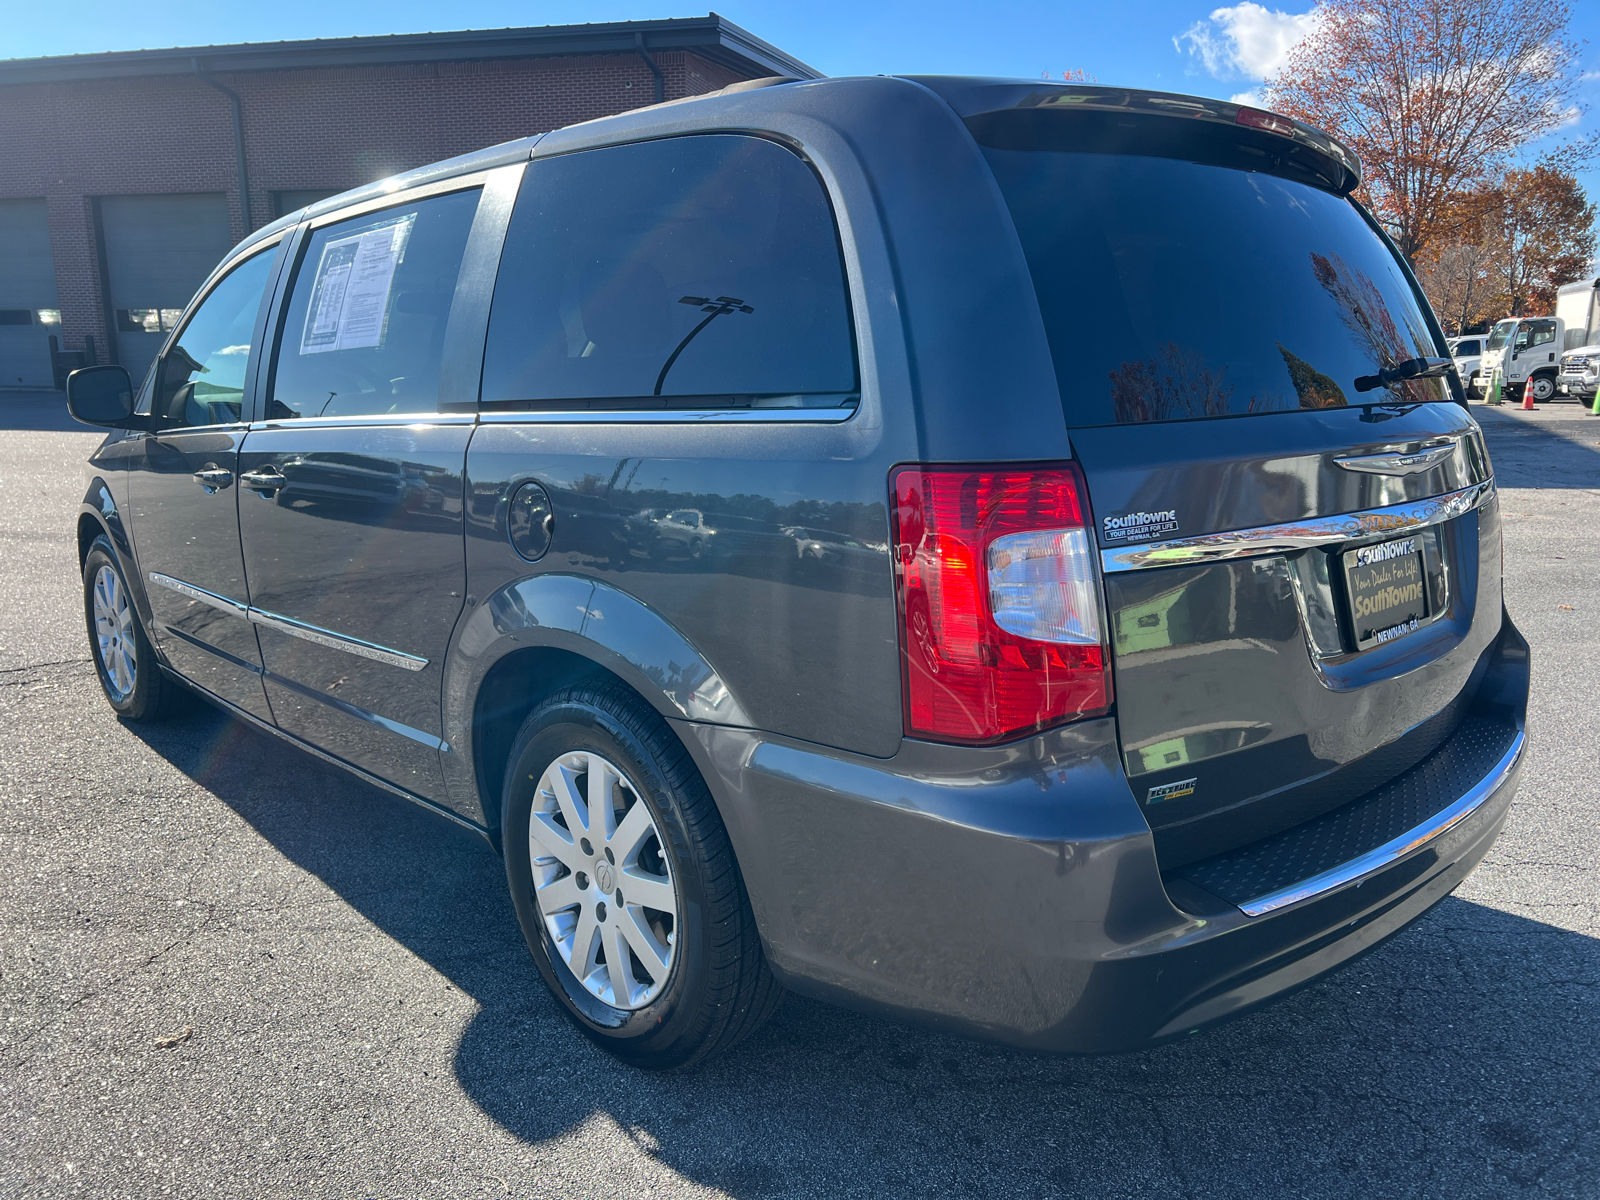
1343,535 -> 1429,649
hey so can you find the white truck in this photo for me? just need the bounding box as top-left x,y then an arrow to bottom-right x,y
1554,278 -> 1600,407
1478,314 -> 1564,402
1447,334 -> 1485,397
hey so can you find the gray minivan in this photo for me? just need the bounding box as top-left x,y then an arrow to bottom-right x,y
68,77 -> 1528,1068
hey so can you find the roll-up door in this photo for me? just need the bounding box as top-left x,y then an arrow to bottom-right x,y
0,199 -> 60,389
99,194 -> 233,383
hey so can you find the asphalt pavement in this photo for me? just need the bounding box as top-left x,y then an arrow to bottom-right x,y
2,391 -> 1597,1199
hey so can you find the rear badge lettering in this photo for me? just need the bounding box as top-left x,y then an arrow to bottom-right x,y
1103,509 -> 1179,543
1147,777 -> 1197,804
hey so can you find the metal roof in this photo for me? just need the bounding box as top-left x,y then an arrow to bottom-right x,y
0,15 -> 821,86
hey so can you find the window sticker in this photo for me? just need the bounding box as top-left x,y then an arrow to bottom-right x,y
299,213 -> 415,355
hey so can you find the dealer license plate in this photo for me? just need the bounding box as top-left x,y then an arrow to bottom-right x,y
1343,535 -> 1430,650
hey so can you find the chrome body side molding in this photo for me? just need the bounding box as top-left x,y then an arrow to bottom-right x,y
147,572 -> 250,620
247,608 -> 429,672
1240,728 -> 1525,917
148,572 -> 428,671
1100,480 -> 1494,574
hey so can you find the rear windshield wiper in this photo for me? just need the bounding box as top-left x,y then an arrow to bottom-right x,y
1354,357 -> 1452,394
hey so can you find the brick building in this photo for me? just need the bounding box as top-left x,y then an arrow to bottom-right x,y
0,16 -> 817,388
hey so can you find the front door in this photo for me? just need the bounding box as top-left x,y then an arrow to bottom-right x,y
126,244 -> 281,720
236,187 -> 482,802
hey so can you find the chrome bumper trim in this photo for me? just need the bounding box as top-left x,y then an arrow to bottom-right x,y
1239,728 -> 1525,918
1100,479 -> 1494,574
148,572 -> 428,672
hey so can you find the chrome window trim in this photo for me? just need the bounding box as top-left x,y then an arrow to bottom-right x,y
148,572 -> 427,671
1100,480 -> 1494,574
1239,728 -> 1525,917
149,422 -> 250,436
248,412 -> 477,431
302,170 -> 493,231
476,406 -> 858,425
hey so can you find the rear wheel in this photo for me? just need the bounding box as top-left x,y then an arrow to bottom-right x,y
501,680 -> 781,1068
82,535 -> 188,721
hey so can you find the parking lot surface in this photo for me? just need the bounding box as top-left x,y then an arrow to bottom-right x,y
2,393 -> 1597,1199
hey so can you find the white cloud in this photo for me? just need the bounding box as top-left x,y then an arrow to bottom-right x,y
1175,3 -> 1321,81
1230,90 -> 1263,105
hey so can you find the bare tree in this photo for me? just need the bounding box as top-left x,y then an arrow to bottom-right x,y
1267,0 -> 1583,264
1416,240 -> 1496,333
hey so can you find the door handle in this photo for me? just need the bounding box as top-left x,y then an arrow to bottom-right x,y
240,466 -> 287,495
192,465 -> 234,493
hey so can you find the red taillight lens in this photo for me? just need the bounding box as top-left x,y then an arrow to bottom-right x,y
890,463 -> 1111,744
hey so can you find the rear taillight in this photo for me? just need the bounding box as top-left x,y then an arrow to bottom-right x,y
890,463 -> 1111,744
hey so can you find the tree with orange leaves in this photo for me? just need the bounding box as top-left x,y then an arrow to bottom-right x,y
1416,168 -> 1596,330
1266,0 -> 1584,265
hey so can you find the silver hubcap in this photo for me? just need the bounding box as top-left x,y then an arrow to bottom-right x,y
528,751 -> 678,1010
1533,377 -> 1554,400
92,565 -> 137,702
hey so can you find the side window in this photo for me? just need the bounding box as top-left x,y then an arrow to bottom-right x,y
153,250 -> 276,429
267,188 -> 480,420
481,135 -> 857,410
1527,320 -> 1555,348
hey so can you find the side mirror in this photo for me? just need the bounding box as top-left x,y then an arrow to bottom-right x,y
66,365 -> 141,429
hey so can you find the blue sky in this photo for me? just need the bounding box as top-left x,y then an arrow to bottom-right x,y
6,1 -> 1599,223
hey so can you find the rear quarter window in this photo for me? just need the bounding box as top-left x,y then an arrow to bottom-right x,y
480,134 -> 857,410
981,147 -> 1448,425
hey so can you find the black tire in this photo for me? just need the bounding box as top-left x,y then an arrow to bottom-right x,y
82,535 -> 189,721
1529,373 -> 1557,403
501,680 -> 782,1069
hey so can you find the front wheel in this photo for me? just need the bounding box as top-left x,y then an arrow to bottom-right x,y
501,681 -> 781,1068
1528,374 -> 1557,403
82,535 -> 188,720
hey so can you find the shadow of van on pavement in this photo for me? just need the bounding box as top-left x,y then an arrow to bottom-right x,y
125,701 -> 1600,1199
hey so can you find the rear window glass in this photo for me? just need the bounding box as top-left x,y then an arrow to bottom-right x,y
981,148 -> 1448,425
481,134 -> 857,410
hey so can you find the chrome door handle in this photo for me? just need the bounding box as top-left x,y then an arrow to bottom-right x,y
240,466 -> 287,494
192,465 -> 234,493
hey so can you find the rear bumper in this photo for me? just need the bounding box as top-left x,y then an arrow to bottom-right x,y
676,613 -> 1529,1053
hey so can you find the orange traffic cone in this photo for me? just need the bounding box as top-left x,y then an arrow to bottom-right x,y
1521,381 -> 1536,411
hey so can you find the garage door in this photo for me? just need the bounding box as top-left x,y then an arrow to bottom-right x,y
0,198 -> 61,389
99,194 -> 234,384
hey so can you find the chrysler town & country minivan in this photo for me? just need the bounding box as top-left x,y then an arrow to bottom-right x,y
67,77 -> 1528,1068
